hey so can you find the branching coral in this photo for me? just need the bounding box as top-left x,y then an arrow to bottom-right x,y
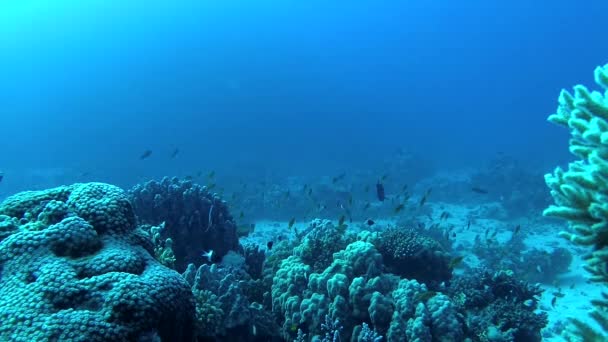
544,64 -> 608,338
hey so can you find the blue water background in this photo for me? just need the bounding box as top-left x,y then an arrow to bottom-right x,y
1,0 -> 607,196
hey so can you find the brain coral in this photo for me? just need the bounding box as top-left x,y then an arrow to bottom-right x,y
0,183 -> 195,342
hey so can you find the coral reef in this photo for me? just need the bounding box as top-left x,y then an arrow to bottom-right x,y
448,268 -> 547,342
129,176 -> 239,272
544,63 -> 608,338
375,227 -> 452,288
183,262 -> 279,340
473,230 -> 572,284
0,183 -> 195,341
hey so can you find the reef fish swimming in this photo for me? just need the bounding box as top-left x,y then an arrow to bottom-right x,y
376,182 -> 385,202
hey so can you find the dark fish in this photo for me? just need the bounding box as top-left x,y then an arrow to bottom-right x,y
471,187 -> 488,194
308,188 -> 313,196
394,204 -> 405,213
419,188 -> 432,207
380,173 -> 389,181
452,232 -> 456,238
376,182 -> 385,202
267,241 -> 274,250
288,217 -> 296,229
551,296 -> 557,307
402,184 -> 408,192
338,215 -> 345,227
170,148 -> 179,158
332,173 -> 346,183
514,224 -> 521,235
467,220 -> 471,229
448,255 -> 465,269
366,219 -> 375,226
348,194 -> 353,207
139,150 -> 152,160
363,202 -> 371,210
239,211 -> 245,219
0,172 -> 3,183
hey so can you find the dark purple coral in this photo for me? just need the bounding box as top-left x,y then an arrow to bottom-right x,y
129,177 -> 239,272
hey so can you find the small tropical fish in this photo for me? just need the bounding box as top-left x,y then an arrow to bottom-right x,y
440,211 -> 450,220
366,219 -> 375,226
376,182 -> 385,202
288,217 -> 296,229
380,173 -> 389,181
419,189 -> 432,207
394,204 -> 405,213
513,224 -> 521,235
267,241 -> 274,250
471,187 -> 488,194
523,299 -> 534,307
290,324 -> 298,332
202,250 -> 214,262
170,148 -> 179,158
139,150 -> 152,160
448,256 -> 465,269
551,296 -> 557,307
332,173 -> 346,183
363,202 -> 371,210
338,215 -> 345,227
414,291 -> 437,302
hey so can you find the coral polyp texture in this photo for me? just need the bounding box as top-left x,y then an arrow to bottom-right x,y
544,63 -> 608,337
0,183 -> 195,342
129,176 -> 239,272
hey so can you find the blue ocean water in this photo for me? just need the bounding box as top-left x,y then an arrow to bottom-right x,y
1,0 -> 606,194
1,1 -> 608,341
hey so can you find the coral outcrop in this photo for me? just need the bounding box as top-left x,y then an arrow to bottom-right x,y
0,183 -> 195,342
